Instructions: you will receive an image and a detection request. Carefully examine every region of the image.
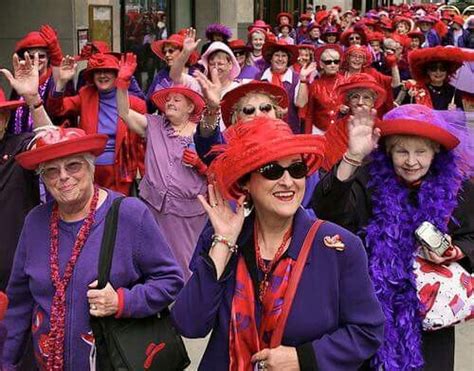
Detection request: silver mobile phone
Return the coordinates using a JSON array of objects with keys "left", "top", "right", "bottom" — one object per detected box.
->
[{"left": 414, "top": 221, "right": 450, "bottom": 257}]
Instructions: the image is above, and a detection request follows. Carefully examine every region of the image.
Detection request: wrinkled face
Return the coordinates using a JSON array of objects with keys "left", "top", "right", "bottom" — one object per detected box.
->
[
  {"left": 298, "top": 48, "right": 312, "bottom": 66},
  {"left": 348, "top": 33, "right": 362, "bottom": 45},
  {"left": 41, "top": 154, "right": 94, "bottom": 208},
  {"left": 309, "top": 27, "right": 321, "bottom": 39},
  {"left": 164, "top": 93, "right": 194, "bottom": 123},
  {"left": 370, "top": 40, "right": 381, "bottom": 52},
  {"left": 427, "top": 63, "right": 448, "bottom": 85},
  {"left": 245, "top": 154, "right": 306, "bottom": 220},
  {"left": 234, "top": 93, "right": 277, "bottom": 124},
  {"left": 25, "top": 48, "right": 49, "bottom": 74},
  {"left": 93, "top": 69, "right": 117, "bottom": 91},
  {"left": 251, "top": 32, "right": 265, "bottom": 51},
  {"left": 410, "top": 37, "right": 421, "bottom": 49},
  {"left": 271, "top": 50, "right": 289, "bottom": 72},
  {"left": 389, "top": 136, "right": 437, "bottom": 183},
  {"left": 326, "top": 34, "right": 337, "bottom": 43},
  {"left": 348, "top": 52, "right": 365, "bottom": 70},
  {"left": 320, "top": 51, "right": 340, "bottom": 75},
  {"left": 419, "top": 22, "right": 432, "bottom": 32},
  {"left": 346, "top": 88, "right": 376, "bottom": 111},
  {"left": 279, "top": 16, "right": 290, "bottom": 25},
  {"left": 162, "top": 43, "right": 181, "bottom": 66},
  {"left": 0, "top": 111, "right": 10, "bottom": 140},
  {"left": 208, "top": 52, "right": 233, "bottom": 81},
  {"left": 396, "top": 22, "right": 409, "bottom": 34}
]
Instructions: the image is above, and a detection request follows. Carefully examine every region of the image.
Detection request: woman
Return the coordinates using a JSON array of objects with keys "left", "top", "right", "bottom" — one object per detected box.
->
[
  {"left": 406, "top": 46, "right": 474, "bottom": 110},
  {"left": 312, "top": 104, "right": 474, "bottom": 370},
  {"left": 171, "top": 116, "right": 385, "bottom": 370},
  {"left": 46, "top": 53, "right": 146, "bottom": 195},
  {"left": 321, "top": 25, "right": 340, "bottom": 44},
  {"left": 407, "top": 31, "right": 425, "bottom": 51},
  {"left": 201, "top": 23, "right": 233, "bottom": 54},
  {"left": 4, "top": 126, "right": 183, "bottom": 370},
  {"left": 292, "top": 45, "right": 315, "bottom": 76},
  {"left": 116, "top": 54, "right": 208, "bottom": 280},
  {"left": 393, "top": 16, "right": 413, "bottom": 36},
  {"left": 300, "top": 23, "right": 324, "bottom": 47},
  {"left": 248, "top": 27, "right": 268, "bottom": 72},
  {"left": 340, "top": 27, "right": 367, "bottom": 47},
  {"left": 228, "top": 39, "right": 260, "bottom": 80}
]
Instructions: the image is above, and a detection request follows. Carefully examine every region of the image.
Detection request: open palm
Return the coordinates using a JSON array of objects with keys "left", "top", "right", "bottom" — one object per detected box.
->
[{"left": 0, "top": 53, "right": 39, "bottom": 97}]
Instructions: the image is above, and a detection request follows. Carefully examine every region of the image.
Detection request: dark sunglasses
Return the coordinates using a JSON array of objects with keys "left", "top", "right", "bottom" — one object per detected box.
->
[
  {"left": 257, "top": 161, "right": 308, "bottom": 180},
  {"left": 427, "top": 64, "right": 447, "bottom": 72},
  {"left": 349, "top": 36, "right": 361, "bottom": 41},
  {"left": 240, "top": 103, "right": 274, "bottom": 116},
  {"left": 321, "top": 59, "right": 340, "bottom": 65}
]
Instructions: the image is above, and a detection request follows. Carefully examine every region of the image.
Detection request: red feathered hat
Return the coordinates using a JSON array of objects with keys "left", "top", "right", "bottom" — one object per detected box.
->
[
  {"left": 208, "top": 117, "right": 326, "bottom": 200},
  {"left": 83, "top": 53, "right": 120, "bottom": 82},
  {"left": 393, "top": 16, "right": 413, "bottom": 31},
  {"left": 15, "top": 31, "right": 48, "bottom": 54},
  {"left": 340, "top": 28, "right": 367, "bottom": 47},
  {"left": 276, "top": 12, "right": 293, "bottom": 25},
  {"left": 408, "top": 46, "right": 474, "bottom": 82},
  {"left": 262, "top": 40, "right": 298, "bottom": 65},
  {"left": 16, "top": 127, "right": 107, "bottom": 170},
  {"left": 150, "top": 86, "right": 205, "bottom": 123},
  {"left": 0, "top": 89, "right": 24, "bottom": 111},
  {"left": 151, "top": 34, "right": 199, "bottom": 65},
  {"left": 336, "top": 73, "right": 387, "bottom": 109},
  {"left": 220, "top": 81, "right": 289, "bottom": 127},
  {"left": 452, "top": 16, "right": 465, "bottom": 28},
  {"left": 0, "top": 291, "right": 8, "bottom": 321}
]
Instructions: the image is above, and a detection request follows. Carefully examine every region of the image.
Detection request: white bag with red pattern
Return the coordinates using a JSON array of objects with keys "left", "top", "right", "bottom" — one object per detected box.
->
[{"left": 414, "top": 256, "right": 474, "bottom": 331}]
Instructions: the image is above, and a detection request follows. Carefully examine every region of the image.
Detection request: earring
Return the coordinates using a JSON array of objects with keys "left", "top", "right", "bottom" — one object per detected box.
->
[{"left": 243, "top": 191, "right": 254, "bottom": 218}]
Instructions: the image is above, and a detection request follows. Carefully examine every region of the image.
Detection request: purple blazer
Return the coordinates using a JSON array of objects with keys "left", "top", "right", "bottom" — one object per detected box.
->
[
  {"left": 3, "top": 191, "right": 184, "bottom": 370},
  {"left": 172, "top": 208, "right": 385, "bottom": 370}
]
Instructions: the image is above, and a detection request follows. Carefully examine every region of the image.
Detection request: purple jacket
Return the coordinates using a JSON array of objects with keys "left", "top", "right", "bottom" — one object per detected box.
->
[
  {"left": 3, "top": 191, "right": 184, "bottom": 370},
  {"left": 172, "top": 208, "right": 385, "bottom": 370}
]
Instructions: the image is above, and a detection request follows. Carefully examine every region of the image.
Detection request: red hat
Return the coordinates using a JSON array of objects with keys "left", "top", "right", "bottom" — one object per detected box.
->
[
  {"left": 278, "top": 24, "right": 294, "bottom": 33},
  {"left": 367, "top": 31, "right": 384, "bottom": 43},
  {"left": 247, "top": 20, "right": 272, "bottom": 33},
  {"left": 228, "top": 39, "right": 250, "bottom": 53},
  {"left": 452, "top": 16, "right": 465, "bottom": 27},
  {"left": 208, "top": 117, "right": 326, "bottom": 200},
  {"left": 315, "top": 11, "right": 330, "bottom": 25},
  {"left": 343, "top": 45, "right": 373, "bottom": 69},
  {"left": 276, "top": 12, "right": 293, "bottom": 25},
  {"left": 307, "top": 22, "right": 322, "bottom": 33},
  {"left": 150, "top": 86, "right": 206, "bottom": 123},
  {"left": 76, "top": 41, "right": 121, "bottom": 62},
  {"left": 314, "top": 44, "right": 343, "bottom": 67},
  {"left": 0, "top": 291, "right": 7, "bottom": 321},
  {"left": 336, "top": 73, "right": 387, "bottom": 109},
  {"left": 393, "top": 16, "right": 413, "bottom": 30},
  {"left": 407, "top": 30, "right": 425, "bottom": 44},
  {"left": 340, "top": 28, "right": 367, "bottom": 46},
  {"left": 262, "top": 40, "right": 298, "bottom": 65},
  {"left": 220, "top": 81, "right": 289, "bottom": 127},
  {"left": 83, "top": 53, "right": 120, "bottom": 82},
  {"left": 416, "top": 16, "right": 436, "bottom": 24},
  {"left": 151, "top": 34, "right": 200, "bottom": 65},
  {"left": 15, "top": 31, "right": 48, "bottom": 54},
  {"left": 0, "top": 89, "right": 24, "bottom": 111},
  {"left": 408, "top": 46, "right": 474, "bottom": 82},
  {"left": 378, "top": 104, "right": 460, "bottom": 150},
  {"left": 378, "top": 18, "right": 394, "bottom": 31},
  {"left": 16, "top": 127, "right": 107, "bottom": 170},
  {"left": 299, "top": 13, "right": 313, "bottom": 22},
  {"left": 321, "top": 26, "right": 340, "bottom": 42}
]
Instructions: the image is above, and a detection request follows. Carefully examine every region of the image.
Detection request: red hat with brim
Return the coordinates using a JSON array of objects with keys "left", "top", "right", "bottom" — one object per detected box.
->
[
  {"left": 220, "top": 81, "right": 289, "bottom": 127},
  {"left": 276, "top": 12, "right": 293, "bottom": 25},
  {"left": 314, "top": 44, "right": 343, "bottom": 67},
  {"left": 377, "top": 119, "right": 459, "bottom": 150},
  {"left": 408, "top": 46, "right": 474, "bottom": 82},
  {"left": 343, "top": 45, "right": 373, "bottom": 69},
  {"left": 340, "top": 28, "right": 367, "bottom": 47},
  {"left": 452, "top": 16, "right": 465, "bottom": 27},
  {"left": 407, "top": 31, "right": 425, "bottom": 44},
  {"left": 262, "top": 41, "right": 298, "bottom": 65},
  {"left": 278, "top": 24, "right": 294, "bottom": 33},
  {"left": 82, "top": 53, "right": 120, "bottom": 83},
  {"left": 208, "top": 117, "right": 327, "bottom": 200},
  {"left": 416, "top": 16, "right": 436, "bottom": 25},
  {"left": 150, "top": 86, "right": 206, "bottom": 123},
  {"left": 367, "top": 31, "right": 384, "bottom": 43},
  {"left": 151, "top": 34, "right": 199, "bottom": 65},
  {"left": 336, "top": 73, "right": 387, "bottom": 109},
  {"left": 15, "top": 31, "right": 48, "bottom": 54},
  {"left": 228, "top": 39, "right": 250, "bottom": 53},
  {"left": 16, "top": 128, "right": 107, "bottom": 170},
  {"left": 247, "top": 20, "right": 272, "bottom": 33},
  {"left": 0, "top": 89, "right": 24, "bottom": 111},
  {"left": 307, "top": 23, "right": 322, "bottom": 33},
  {"left": 299, "top": 13, "right": 313, "bottom": 22}
]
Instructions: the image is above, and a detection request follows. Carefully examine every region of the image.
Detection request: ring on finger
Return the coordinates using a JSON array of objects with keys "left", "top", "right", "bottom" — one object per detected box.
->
[
  {"left": 90, "top": 304, "right": 97, "bottom": 310},
  {"left": 211, "top": 202, "right": 218, "bottom": 208},
  {"left": 258, "top": 360, "right": 267, "bottom": 370}
]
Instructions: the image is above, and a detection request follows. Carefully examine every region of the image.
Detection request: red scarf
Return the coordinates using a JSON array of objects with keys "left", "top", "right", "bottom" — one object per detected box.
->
[{"left": 271, "top": 70, "right": 286, "bottom": 88}]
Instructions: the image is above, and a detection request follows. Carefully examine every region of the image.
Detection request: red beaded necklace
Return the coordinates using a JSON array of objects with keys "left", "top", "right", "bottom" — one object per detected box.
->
[
  {"left": 47, "top": 186, "right": 99, "bottom": 370},
  {"left": 253, "top": 221, "right": 293, "bottom": 302}
]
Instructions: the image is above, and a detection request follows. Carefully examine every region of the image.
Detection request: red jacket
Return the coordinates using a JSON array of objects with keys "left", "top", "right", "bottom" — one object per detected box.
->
[{"left": 47, "top": 86, "right": 147, "bottom": 186}]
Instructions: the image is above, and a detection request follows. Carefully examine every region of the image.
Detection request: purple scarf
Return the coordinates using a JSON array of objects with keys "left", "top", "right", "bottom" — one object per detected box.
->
[{"left": 365, "top": 149, "right": 463, "bottom": 370}]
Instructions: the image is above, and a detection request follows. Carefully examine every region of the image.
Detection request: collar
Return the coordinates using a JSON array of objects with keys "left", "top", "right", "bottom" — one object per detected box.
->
[{"left": 261, "top": 67, "right": 293, "bottom": 83}]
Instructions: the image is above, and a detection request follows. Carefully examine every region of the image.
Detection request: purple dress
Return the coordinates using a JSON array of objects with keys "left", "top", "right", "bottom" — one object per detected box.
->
[{"left": 139, "top": 115, "right": 208, "bottom": 280}]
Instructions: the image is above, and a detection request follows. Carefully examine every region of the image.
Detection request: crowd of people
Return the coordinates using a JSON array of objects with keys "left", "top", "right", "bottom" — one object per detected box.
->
[{"left": 0, "top": 2, "right": 474, "bottom": 371}]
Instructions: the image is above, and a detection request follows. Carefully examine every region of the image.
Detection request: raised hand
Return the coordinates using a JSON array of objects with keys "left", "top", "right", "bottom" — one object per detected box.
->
[
  {"left": 39, "top": 24, "right": 63, "bottom": 66},
  {"left": 0, "top": 53, "right": 39, "bottom": 100},
  {"left": 116, "top": 52, "right": 137, "bottom": 89},
  {"left": 193, "top": 69, "right": 221, "bottom": 109},
  {"left": 346, "top": 107, "right": 380, "bottom": 161},
  {"left": 57, "top": 55, "right": 77, "bottom": 84},
  {"left": 300, "top": 61, "right": 317, "bottom": 80},
  {"left": 182, "top": 28, "right": 201, "bottom": 55}
]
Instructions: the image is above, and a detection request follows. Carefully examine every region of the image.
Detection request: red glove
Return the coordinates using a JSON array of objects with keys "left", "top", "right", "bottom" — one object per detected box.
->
[
  {"left": 385, "top": 53, "right": 398, "bottom": 69},
  {"left": 182, "top": 148, "right": 208, "bottom": 175},
  {"left": 39, "top": 24, "right": 63, "bottom": 66},
  {"left": 116, "top": 52, "right": 137, "bottom": 89},
  {"left": 0, "top": 292, "right": 8, "bottom": 320}
]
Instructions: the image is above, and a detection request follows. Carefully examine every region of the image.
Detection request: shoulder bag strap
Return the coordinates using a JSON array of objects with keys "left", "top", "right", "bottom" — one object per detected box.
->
[
  {"left": 270, "top": 219, "right": 325, "bottom": 348},
  {"left": 97, "top": 197, "right": 125, "bottom": 289}
]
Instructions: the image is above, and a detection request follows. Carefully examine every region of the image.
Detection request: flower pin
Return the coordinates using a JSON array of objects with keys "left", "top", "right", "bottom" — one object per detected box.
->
[{"left": 323, "top": 234, "right": 345, "bottom": 251}]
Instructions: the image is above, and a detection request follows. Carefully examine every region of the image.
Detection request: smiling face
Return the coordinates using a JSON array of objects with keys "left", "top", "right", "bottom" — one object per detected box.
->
[
  {"left": 396, "top": 22, "right": 410, "bottom": 34},
  {"left": 164, "top": 92, "right": 194, "bottom": 124},
  {"left": 93, "top": 69, "right": 117, "bottom": 91},
  {"left": 320, "top": 48, "right": 340, "bottom": 75},
  {"left": 387, "top": 135, "right": 438, "bottom": 183},
  {"left": 245, "top": 154, "right": 306, "bottom": 221},
  {"left": 251, "top": 31, "right": 266, "bottom": 51},
  {"left": 348, "top": 52, "right": 365, "bottom": 71},
  {"left": 346, "top": 88, "right": 376, "bottom": 111},
  {"left": 326, "top": 34, "right": 337, "bottom": 43},
  {"left": 410, "top": 37, "right": 421, "bottom": 49},
  {"left": 233, "top": 93, "right": 278, "bottom": 124},
  {"left": 25, "top": 47, "right": 49, "bottom": 75},
  {"left": 162, "top": 43, "right": 181, "bottom": 66},
  {"left": 309, "top": 27, "right": 321, "bottom": 39},
  {"left": 418, "top": 22, "right": 432, "bottom": 32},
  {"left": 298, "top": 48, "right": 312, "bottom": 66},
  {"left": 271, "top": 50, "right": 289, "bottom": 73}
]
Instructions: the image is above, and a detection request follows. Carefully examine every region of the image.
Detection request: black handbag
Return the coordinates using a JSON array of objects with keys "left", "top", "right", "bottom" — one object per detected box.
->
[{"left": 90, "top": 197, "right": 190, "bottom": 371}]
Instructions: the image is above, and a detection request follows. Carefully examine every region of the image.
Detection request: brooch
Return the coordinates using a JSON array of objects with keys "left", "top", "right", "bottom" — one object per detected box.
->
[{"left": 323, "top": 234, "right": 345, "bottom": 251}]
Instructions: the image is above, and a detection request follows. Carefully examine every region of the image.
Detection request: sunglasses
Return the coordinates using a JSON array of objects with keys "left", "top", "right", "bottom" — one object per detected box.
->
[
  {"left": 427, "top": 64, "right": 447, "bottom": 72},
  {"left": 240, "top": 103, "right": 274, "bottom": 116},
  {"left": 40, "top": 160, "right": 86, "bottom": 181},
  {"left": 257, "top": 161, "right": 308, "bottom": 180},
  {"left": 321, "top": 59, "right": 340, "bottom": 65},
  {"left": 349, "top": 36, "right": 361, "bottom": 41}
]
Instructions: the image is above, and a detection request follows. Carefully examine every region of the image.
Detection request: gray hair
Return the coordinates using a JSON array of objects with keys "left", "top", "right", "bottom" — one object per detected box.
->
[{"left": 36, "top": 153, "right": 96, "bottom": 177}]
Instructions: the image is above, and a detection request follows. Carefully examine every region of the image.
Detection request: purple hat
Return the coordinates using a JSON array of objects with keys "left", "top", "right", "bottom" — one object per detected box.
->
[{"left": 205, "top": 23, "right": 233, "bottom": 40}]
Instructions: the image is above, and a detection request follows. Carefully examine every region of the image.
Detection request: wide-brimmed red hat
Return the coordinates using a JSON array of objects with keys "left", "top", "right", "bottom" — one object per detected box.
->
[
  {"left": 343, "top": 45, "right": 373, "bottom": 69},
  {"left": 228, "top": 39, "right": 250, "bottom": 53},
  {"left": 220, "top": 81, "right": 289, "bottom": 127},
  {"left": 393, "top": 16, "right": 413, "bottom": 30},
  {"left": 0, "top": 89, "right": 24, "bottom": 111},
  {"left": 278, "top": 24, "right": 294, "bottom": 33},
  {"left": 407, "top": 30, "right": 425, "bottom": 44},
  {"left": 452, "top": 16, "right": 465, "bottom": 27},
  {"left": 378, "top": 104, "right": 460, "bottom": 150},
  {"left": 314, "top": 44, "right": 343, "bottom": 67},
  {"left": 15, "top": 31, "right": 48, "bottom": 54},
  {"left": 340, "top": 28, "right": 367, "bottom": 46},
  {"left": 76, "top": 41, "right": 121, "bottom": 62},
  {"left": 276, "top": 12, "right": 293, "bottom": 25},
  {"left": 262, "top": 40, "right": 298, "bottom": 65},
  {"left": 321, "top": 25, "right": 341, "bottom": 40},
  {"left": 408, "top": 46, "right": 474, "bottom": 82},
  {"left": 208, "top": 117, "right": 327, "bottom": 200},
  {"left": 82, "top": 53, "right": 120, "bottom": 82},
  {"left": 151, "top": 34, "right": 199, "bottom": 66},
  {"left": 367, "top": 31, "right": 384, "bottom": 43},
  {"left": 150, "top": 86, "right": 206, "bottom": 123},
  {"left": 416, "top": 16, "right": 436, "bottom": 25},
  {"left": 299, "top": 13, "right": 313, "bottom": 22},
  {"left": 247, "top": 20, "right": 272, "bottom": 33},
  {"left": 336, "top": 73, "right": 387, "bottom": 109},
  {"left": 16, "top": 127, "right": 107, "bottom": 170}
]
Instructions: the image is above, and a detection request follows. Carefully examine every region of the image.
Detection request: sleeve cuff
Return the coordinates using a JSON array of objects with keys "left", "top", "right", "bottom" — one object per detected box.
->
[
  {"left": 200, "top": 252, "right": 235, "bottom": 283},
  {"left": 114, "top": 288, "right": 125, "bottom": 318},
  {"left": 296, "top": 342, "right": 319, "bottom": 371}
]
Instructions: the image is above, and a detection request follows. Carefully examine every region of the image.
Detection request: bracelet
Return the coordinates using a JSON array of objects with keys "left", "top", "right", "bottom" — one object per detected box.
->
[
  {"left": 300, "top": 79, "right": 308, "bottom": 84},
  {"left": 29, "top": 99, "right": 44, "bottom": 110},
  {"left": 211, "top": 234, "right": 238, "bottom": 254},
  {"left": 342, "top": 153, "right": 363, "bottom": 167},
  {"left": 200, "top": 111, "right": 220, "bottom": 132},
  {"left": 204, "top": 105, "right": 221, "bottom": 117}
]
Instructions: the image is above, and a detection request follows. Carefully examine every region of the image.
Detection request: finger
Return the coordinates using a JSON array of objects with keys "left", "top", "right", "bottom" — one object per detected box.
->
[
  {"left": 251, "top": 348, "right": 270, "bottom": 363},
  {"left": 12, "top": 53, "right": 20, "bottom": 71},
  {"left": 197, "top": 194, "right": 213, "bottom": 214},
  {"left": 33, "top": 52, "right": 39, "bottom": 71},
  {"left": 86, "top": 289, "right": 103, "bottom": 298},
  {"left": 207, "top": 183, "right": 218, "bottom": 208},
  {"left": 210, "top": 67, "right": 219, "bottom": 84},
  {"left": 88, "top": 280, "right": 98, "bottom": 288},
  {"left": 0, "top": 69, "right": 14, "bottom": 84},
  {"left": 213, "top": 182, "right": 226, "bottom": 206}
]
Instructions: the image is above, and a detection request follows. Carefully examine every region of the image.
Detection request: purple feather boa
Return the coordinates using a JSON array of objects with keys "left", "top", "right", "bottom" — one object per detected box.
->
[{"left": 365, "top": 148, "right": 463, "bottom": 370}]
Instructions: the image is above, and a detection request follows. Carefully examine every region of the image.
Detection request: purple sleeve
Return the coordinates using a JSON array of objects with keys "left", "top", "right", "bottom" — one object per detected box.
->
[
  {"left": 119, "top": 202, "right": 184, "bottom": 318},
  {"left": 308, "top": 235, "right": 385, "bottom": 369},
  {"left": 3, "top": 224, "right": 35, "bottom": 366},
  {"left": 128, "top": 76, "right": 145, "bottom": 100}
]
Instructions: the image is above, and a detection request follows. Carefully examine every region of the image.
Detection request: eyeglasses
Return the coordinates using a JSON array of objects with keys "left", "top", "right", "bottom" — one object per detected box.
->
[
  {"left": 40, "top": 160, "right": 86, "bottom": 181},
  {"left": 208, "top": 61, "right": 230, "bottom": 68},
  {"left": 349, "top": 36, "right": 361, "bottom": 41},
  {"left": 239, "top": 103, "right": 275, "bottom": 116},
  {"left": 427, "top": 64, "right": 447, "bottom": 72},
  {"left": 163, "top": 48, "right": 178, "bottom": 55},
  {"left": 257, "top": 161, "right": 308, "bottom": 180},
  {"left": 321, "top": 59, "right": 340, "bottom": 65}
]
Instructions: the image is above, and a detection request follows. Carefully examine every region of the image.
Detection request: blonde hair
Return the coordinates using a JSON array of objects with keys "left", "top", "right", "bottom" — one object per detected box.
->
[
  {"left": 320, "top": 48, "right": 340, "bottom": 61},
  {"left": 230, "top": 91, "right": 283, "bottom": 124}
]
